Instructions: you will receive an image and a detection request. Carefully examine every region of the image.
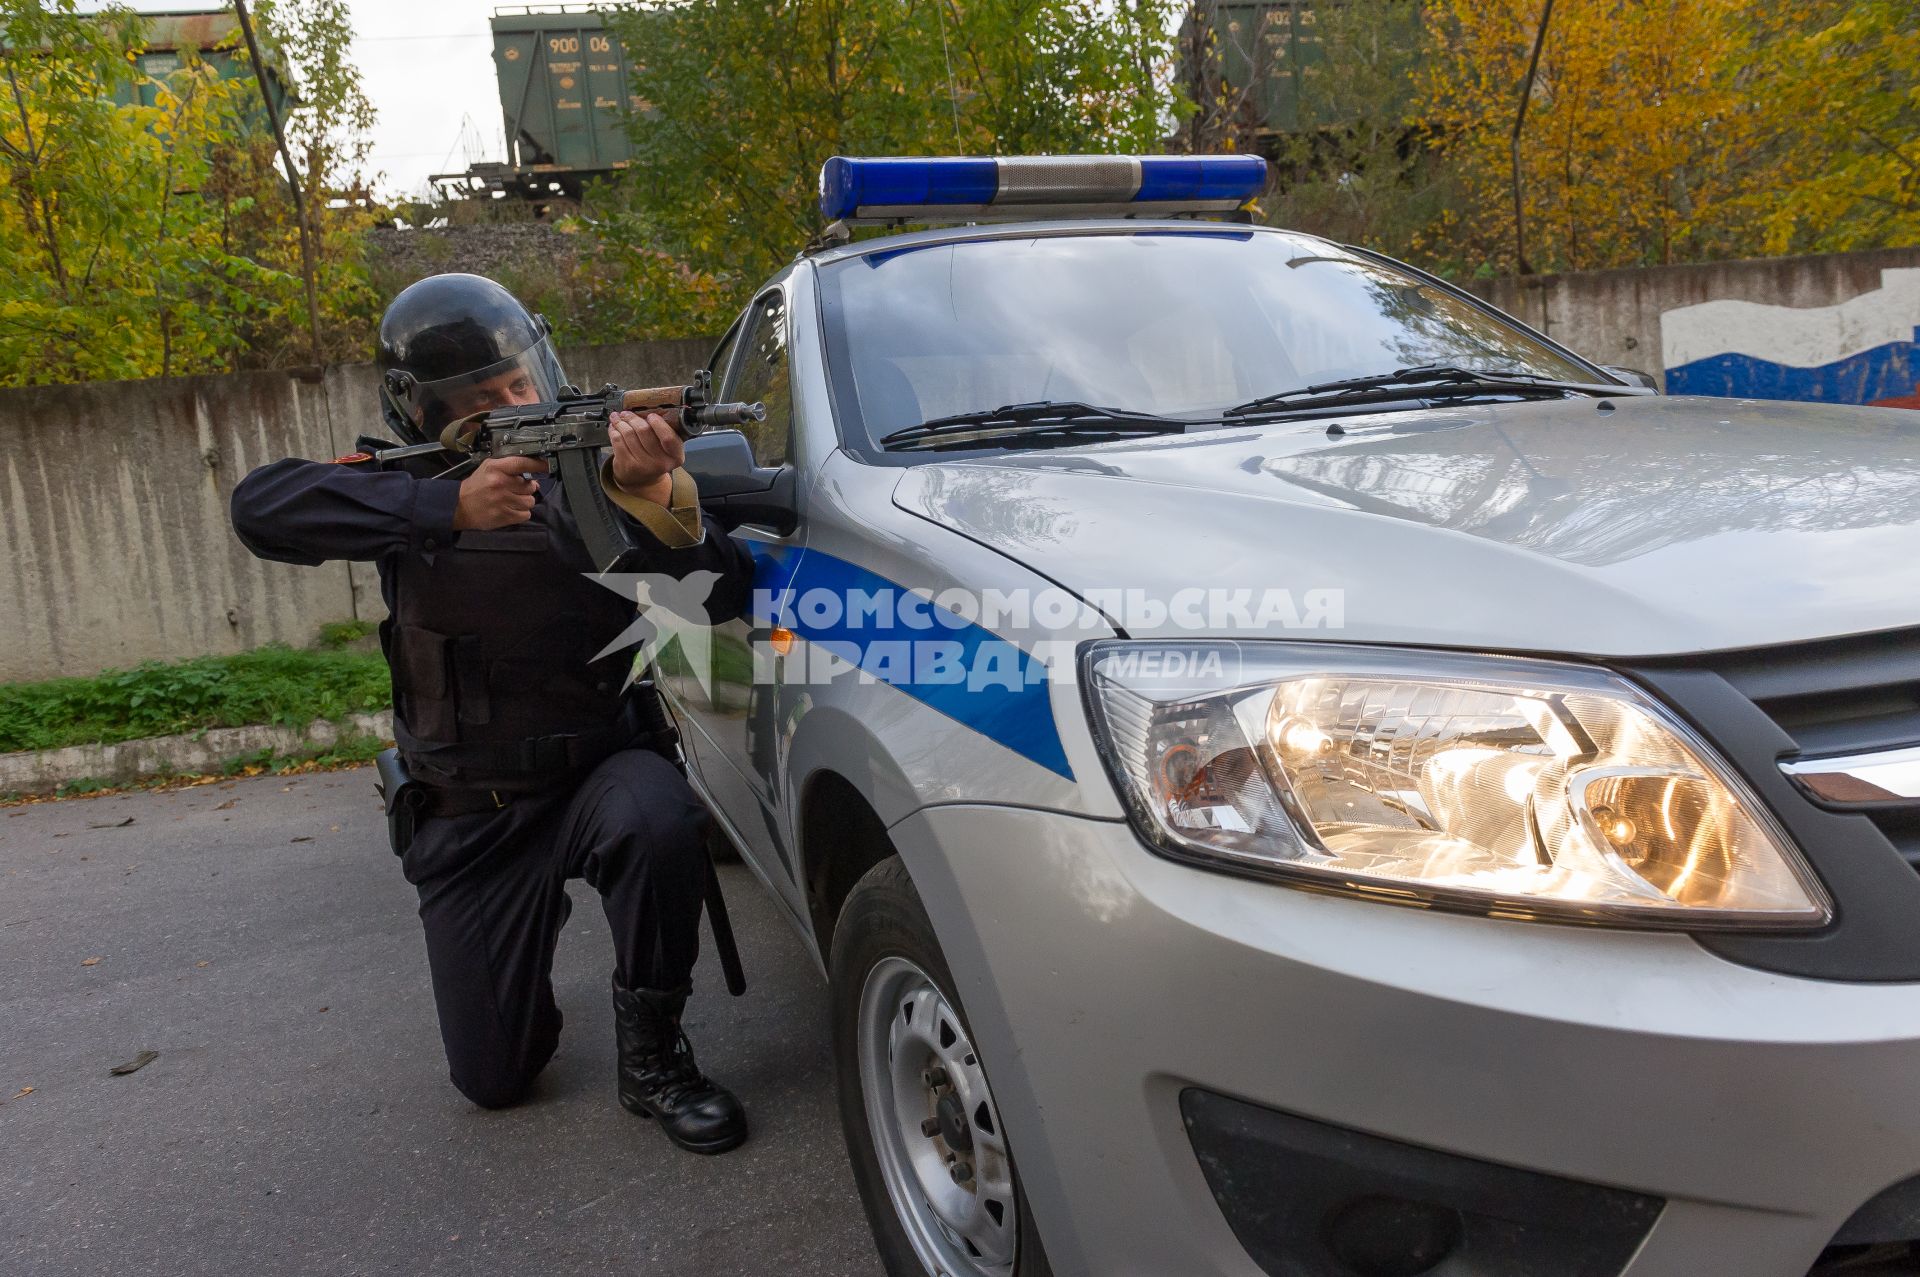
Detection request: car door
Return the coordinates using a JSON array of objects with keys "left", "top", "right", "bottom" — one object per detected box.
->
[{"left": 669, "top": 289, "right": 810, "bottom": 908}]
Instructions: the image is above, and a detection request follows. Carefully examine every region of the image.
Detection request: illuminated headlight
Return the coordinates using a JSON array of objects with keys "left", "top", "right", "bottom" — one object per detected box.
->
[{"left": 1082, "top": 642, "right": 1829, "bottom": 928}]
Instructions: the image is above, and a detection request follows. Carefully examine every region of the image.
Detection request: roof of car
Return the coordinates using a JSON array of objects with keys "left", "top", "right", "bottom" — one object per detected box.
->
[{"left": 800, "top": 217, "right": 1318, "bottom": 268}]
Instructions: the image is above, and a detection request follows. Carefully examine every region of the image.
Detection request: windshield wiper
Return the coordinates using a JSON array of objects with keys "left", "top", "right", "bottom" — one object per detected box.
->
[
  {"left": 880, "top": 401, "right": 1186, "bottom": 452},
  {"left": 1225, "top": 364, "right": 1637, "bottom": 418}
]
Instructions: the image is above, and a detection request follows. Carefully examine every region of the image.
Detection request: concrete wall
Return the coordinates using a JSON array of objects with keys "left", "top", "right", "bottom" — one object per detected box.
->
[
  {"left": 0, "top": 338, "right": 713, "bottom": 683},
  {"left": 1463, "top": 246, "right": 1920, "bottom": 396}
]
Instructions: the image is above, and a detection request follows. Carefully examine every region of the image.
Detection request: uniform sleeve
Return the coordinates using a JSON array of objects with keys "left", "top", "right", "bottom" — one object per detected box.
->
[{"left": 230, "top": 457, "right": 461, "bottom": 565}]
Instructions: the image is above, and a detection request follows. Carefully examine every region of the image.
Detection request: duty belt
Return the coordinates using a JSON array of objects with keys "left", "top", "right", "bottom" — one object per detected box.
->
[
  {"left": 415, "top": 785, "right": 525, "bottom": 818},
  {"left": 393, "top": 725, "right": 636, "bottom": 775}
]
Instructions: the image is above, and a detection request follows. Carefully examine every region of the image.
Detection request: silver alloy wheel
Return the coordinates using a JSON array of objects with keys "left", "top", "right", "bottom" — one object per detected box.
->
[{"left": 858, "top": 956, "right": 1018, "bottom": 1277}]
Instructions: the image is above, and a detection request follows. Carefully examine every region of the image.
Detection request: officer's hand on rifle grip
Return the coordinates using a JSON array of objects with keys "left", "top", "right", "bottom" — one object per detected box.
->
[
  {"left": 454, "top": 456, "right": 549, "bottom": 531},
  {"left": 609, "top": 410, "right": 682, "bottom": 507}
]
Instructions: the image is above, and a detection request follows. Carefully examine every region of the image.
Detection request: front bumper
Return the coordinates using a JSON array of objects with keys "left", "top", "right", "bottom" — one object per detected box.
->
[{"left": 892, "top": 804, "right": 1920, "bottom": 1277}]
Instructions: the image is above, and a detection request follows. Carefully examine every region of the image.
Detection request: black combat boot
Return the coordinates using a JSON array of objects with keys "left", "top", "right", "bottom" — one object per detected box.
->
[{"left": 612, "top": 981, "right": 748, "bottom": 1154}]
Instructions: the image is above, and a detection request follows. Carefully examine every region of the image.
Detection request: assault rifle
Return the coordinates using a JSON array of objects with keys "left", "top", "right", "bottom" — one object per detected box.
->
[{"left": 376, "top": 370, "right": 766, "bottom": 573}]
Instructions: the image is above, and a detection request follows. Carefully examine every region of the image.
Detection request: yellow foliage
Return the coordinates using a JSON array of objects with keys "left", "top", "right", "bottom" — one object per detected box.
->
[{"left": 1417, "top": 0, "right": 1919, "bottom": 275}]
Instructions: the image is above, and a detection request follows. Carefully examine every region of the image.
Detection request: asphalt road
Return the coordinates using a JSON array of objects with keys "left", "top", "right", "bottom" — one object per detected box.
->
[{"left": 0, "top": 767, "right": 884, "bottom": 1277}]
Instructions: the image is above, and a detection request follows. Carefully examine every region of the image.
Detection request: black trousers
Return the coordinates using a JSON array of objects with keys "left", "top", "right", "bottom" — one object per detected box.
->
[{"left": 398, "top": 748, "right": 710, "bottom": 1109}]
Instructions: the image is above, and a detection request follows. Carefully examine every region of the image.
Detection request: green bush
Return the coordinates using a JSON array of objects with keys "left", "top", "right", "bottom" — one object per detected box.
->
[
  {"left": 0, "top": 645, "right": 392, "bottom": 754},
  {"left": 316, "top": 619, "right": 379, "bottom": 649}
]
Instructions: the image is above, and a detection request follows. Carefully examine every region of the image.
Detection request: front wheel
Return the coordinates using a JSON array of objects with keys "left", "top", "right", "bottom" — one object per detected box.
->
[{"left": 830, "top": 857, "right": 1053, "bottom": 1277}]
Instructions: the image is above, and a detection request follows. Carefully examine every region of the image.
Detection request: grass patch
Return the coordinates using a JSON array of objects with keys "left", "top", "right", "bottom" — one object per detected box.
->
[
  {"left": 0, "top": 644, "right": 391, "bottom": 754},
  {"left": 316, "top": 619, "right": 379, "bottom": 650}
]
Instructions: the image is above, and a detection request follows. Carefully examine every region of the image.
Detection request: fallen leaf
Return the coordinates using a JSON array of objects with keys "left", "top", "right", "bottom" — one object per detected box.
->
[
  {"left": 195, "top": 961, "right": 210, "bottom": 969},
  {"left": 213, "top": 800, "right": 236, "bottom": 811},
  {"left": 86, "top": 817, "right": 135, "bottom": 829},
  {"left": 8, "top": 1087, "right": 31, "bottom": 1100},
  {"left": 290, "top": 836, "right": 313, "bottom": 843},
  {"left": 108, "top": 1050, "right": 158, "bottom": 1076},
  {"left": 80, "top": 956, "right": 101, "bottom": 966},
  {"left": 328, "top": 825, "right": 340, "bottom": 833}
]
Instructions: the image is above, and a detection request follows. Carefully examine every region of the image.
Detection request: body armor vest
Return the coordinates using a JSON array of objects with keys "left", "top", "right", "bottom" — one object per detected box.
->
[{"left": 384, "top": 476, "right": 641, "bottom": 792}]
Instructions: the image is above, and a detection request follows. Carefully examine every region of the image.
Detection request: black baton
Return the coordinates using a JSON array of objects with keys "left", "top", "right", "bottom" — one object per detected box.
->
[{"left": 704, "top": 857, "right": 748, "bottom": 997}]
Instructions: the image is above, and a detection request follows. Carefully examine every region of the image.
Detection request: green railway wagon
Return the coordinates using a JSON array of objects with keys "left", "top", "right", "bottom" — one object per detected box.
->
[
  {"left": 1197, "top": 0, "right": 1418, "bottom": 137},
  {"left": 491, "top": 4, "right": 636, "bottom": 177},
  {"left": 1205, "top": 0, "right": 1322, "bottom": 136},
  {"left": 118, "top": 9, "right": 292, "bottom": 120}
]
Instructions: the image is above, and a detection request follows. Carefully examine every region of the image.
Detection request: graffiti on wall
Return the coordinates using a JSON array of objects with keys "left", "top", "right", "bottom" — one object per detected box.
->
[{"left": 1661, "top": 267, "right": 1920, "bottom": 409}]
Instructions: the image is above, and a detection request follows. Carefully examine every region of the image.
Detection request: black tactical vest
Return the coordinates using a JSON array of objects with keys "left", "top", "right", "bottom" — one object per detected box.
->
[{"left": 383, "top": 473, "right": 641, "bottom": 792}]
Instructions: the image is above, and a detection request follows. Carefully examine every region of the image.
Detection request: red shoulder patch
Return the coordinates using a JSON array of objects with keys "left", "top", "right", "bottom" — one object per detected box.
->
[{"left": 329, "top": 452, "right": 373, "bottom": 465}]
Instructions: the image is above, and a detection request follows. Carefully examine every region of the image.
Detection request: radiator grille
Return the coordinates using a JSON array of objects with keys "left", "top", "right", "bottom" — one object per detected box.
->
[{"left": 1662, "top": 628, "right": 1920, "bottom": 871}]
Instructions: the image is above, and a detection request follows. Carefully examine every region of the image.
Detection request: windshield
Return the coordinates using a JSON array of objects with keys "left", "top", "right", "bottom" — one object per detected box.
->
[{"left": 817, "top": 229, "right": 1600, "bottom": 460}]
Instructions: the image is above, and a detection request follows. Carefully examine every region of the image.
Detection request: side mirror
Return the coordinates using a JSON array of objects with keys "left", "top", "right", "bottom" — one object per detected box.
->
[
  {"left": 1602, "top": 366, "right": 1661, "bottom": 392},
  {"left": 683, "top": 429, "right": 799, "bottom": 535}
]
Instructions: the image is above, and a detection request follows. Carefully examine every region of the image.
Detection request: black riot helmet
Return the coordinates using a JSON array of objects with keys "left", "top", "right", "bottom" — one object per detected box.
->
[{"left": 376, "top": 273, "right": 568, "bottom": 445}]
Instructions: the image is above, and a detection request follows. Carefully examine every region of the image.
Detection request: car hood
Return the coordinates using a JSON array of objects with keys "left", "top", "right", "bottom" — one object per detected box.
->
[{"left": 889, "top": 395, "right": 1920, "bottom": 657}]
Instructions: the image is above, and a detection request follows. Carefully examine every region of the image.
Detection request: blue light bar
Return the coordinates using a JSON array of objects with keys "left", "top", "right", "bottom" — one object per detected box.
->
[{"left": 818, "top": 154, "right": 1268, "bottom": 224}]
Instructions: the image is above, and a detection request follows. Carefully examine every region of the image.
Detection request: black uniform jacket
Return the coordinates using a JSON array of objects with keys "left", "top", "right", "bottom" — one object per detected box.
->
[{"left": 229, "top": 439, "right": 756, "bottom": 789}]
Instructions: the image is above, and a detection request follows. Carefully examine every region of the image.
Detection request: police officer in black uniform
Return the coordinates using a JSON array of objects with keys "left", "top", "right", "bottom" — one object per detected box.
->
[{"left": 230, "top": 273, "right": 754, "bottom": 1154}]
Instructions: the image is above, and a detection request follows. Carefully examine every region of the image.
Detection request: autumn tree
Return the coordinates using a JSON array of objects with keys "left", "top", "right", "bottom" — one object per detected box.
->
[
  {"left": 1752, "top": 0, "right": 1920, "bottom": 255},
  {"left": 1417, "top": 0, "right": 1920, "bottom": 276},
  {"left": 0, "top": 0, "right": 379, "bottom": 385}
]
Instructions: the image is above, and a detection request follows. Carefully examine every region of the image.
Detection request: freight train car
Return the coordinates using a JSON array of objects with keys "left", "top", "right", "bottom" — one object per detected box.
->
[
  {"left": 432, "top": 4, "right": 640, "bottom": 204},
  {"left": 1188, "top": 0, "right": 1419, "bottom": 141},
  {"left": 1202, "top": 0, "right": 1325, "bottom": 136},
  {"left": 119, "top": 9, "right": 292, "bottom": 119}
]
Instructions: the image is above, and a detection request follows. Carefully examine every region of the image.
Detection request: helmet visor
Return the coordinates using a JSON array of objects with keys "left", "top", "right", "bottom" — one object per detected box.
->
[{"left": 394, "top": 337, "right": 567, "bottom": 434}]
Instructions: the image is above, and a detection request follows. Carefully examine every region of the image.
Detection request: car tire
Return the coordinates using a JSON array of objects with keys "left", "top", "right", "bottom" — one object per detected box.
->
[{"left": 830, "top": 856, "right": 1053, "bottom": 1277}]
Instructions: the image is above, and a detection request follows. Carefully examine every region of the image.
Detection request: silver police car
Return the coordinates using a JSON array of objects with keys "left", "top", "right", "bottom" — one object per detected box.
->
[{"left": 666, "top": 154, "right": 1920, "bottom": 1277}]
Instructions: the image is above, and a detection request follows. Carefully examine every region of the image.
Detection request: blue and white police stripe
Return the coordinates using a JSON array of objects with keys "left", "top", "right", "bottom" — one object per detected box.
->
[{"left": 747, "top": 544, "right": 1073, "bottom": 780}]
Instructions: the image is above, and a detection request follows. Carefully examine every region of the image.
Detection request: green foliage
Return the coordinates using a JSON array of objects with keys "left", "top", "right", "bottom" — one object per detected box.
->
[
  {"left": 0, "top": 645, "right": 391, "bottom": 753},
  {"left": 315, "top": 618, "right": 377, "bottom": 649},
  {"left": 598, "top": 0, "right": 1184, "bottom": 330},
  {"left": 257, "top": 0, "right": 374, "bottom": 193},
  {"left": 0, "top": 0, "right": 382, "bottom": 385}
]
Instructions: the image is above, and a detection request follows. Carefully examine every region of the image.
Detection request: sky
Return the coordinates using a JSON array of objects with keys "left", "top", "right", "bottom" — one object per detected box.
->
[
  {"left": 339, "top": 0, "right": 512, "bottom": 197},
  {"left": 95, "top": 0, "right": 515, "bottom": 199}
]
